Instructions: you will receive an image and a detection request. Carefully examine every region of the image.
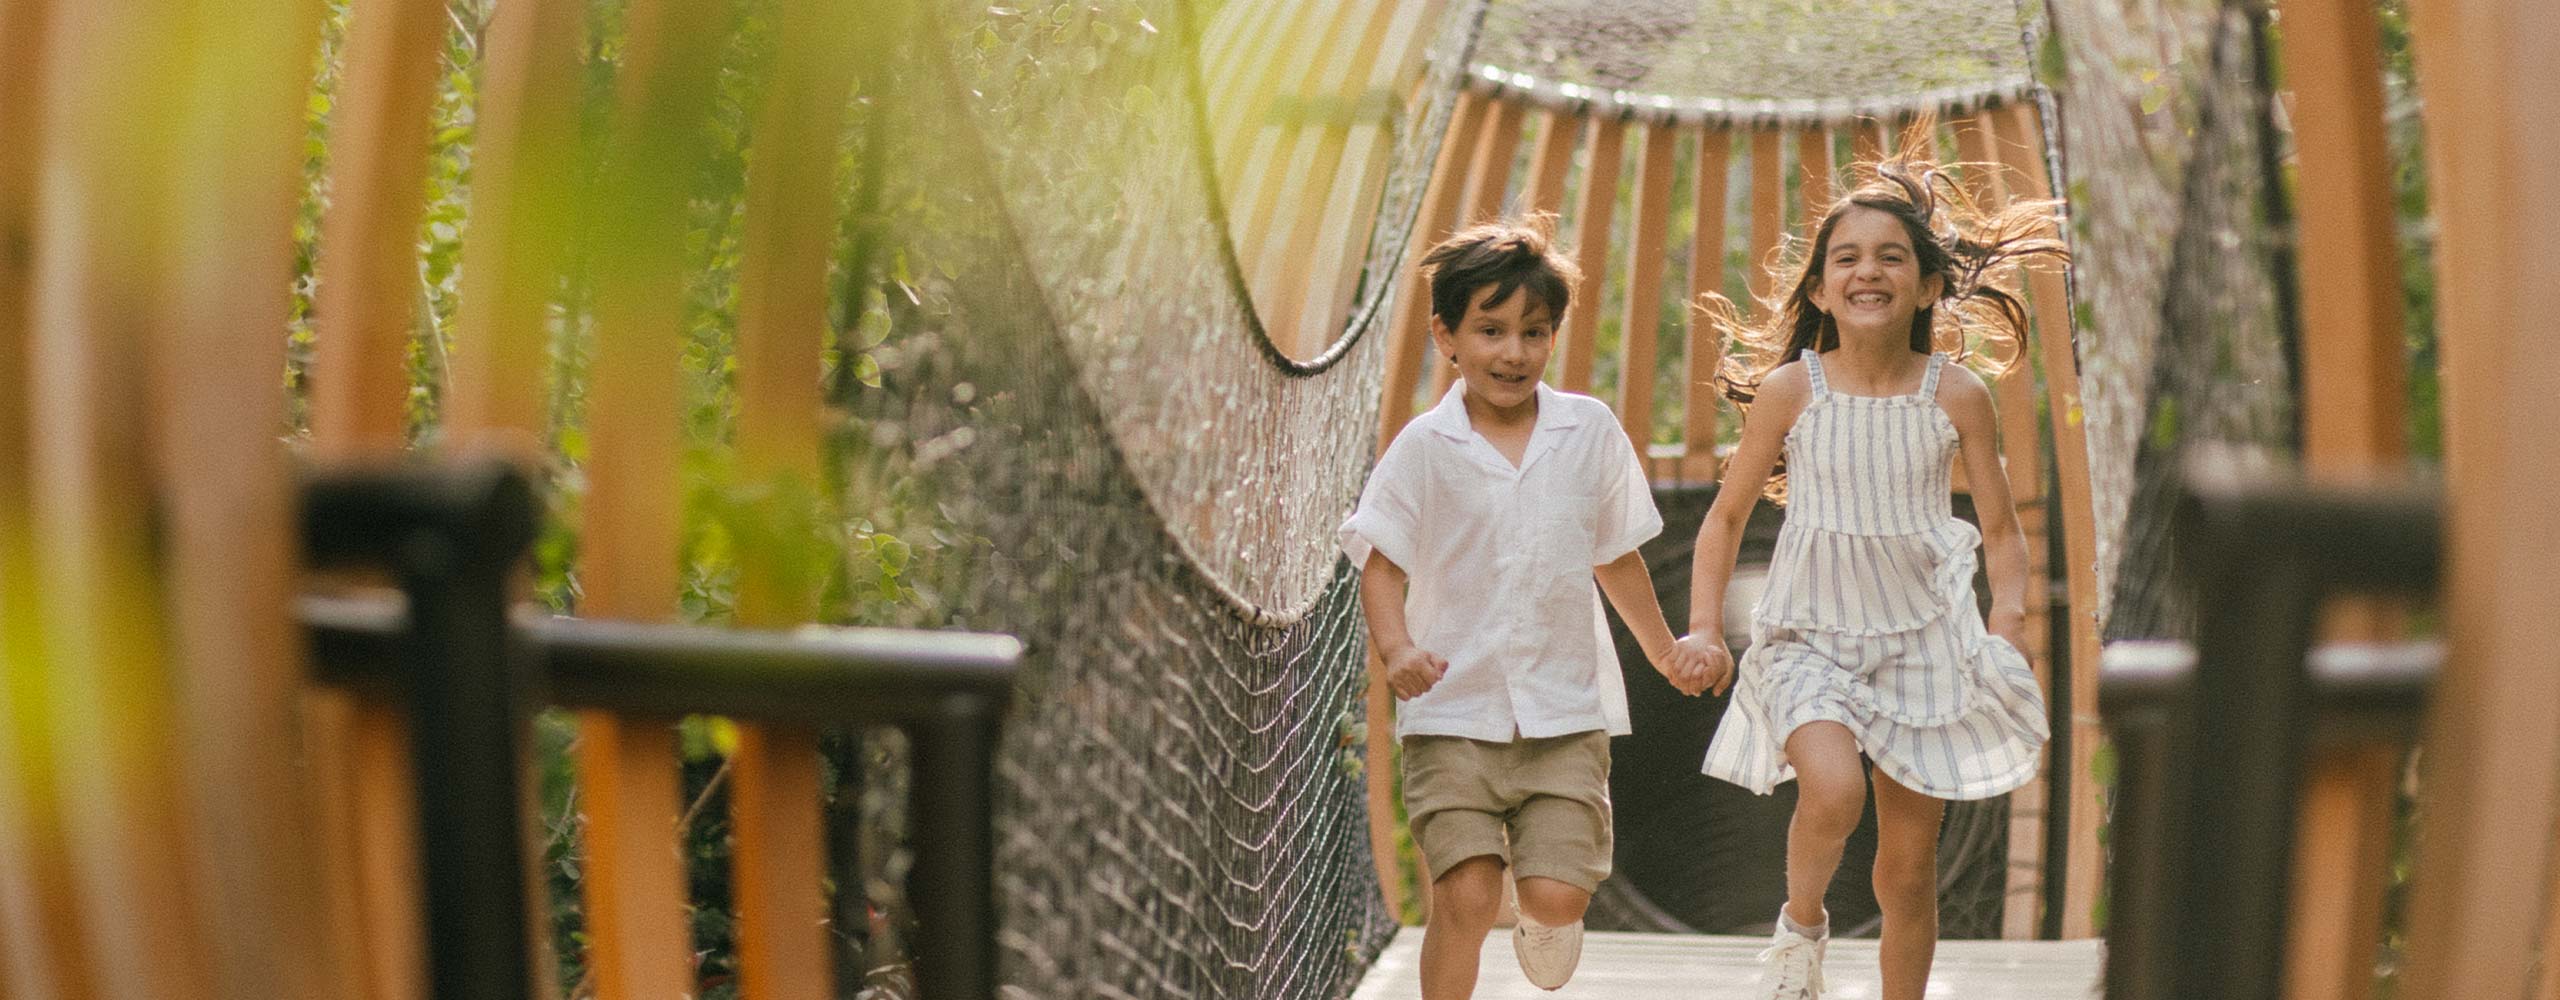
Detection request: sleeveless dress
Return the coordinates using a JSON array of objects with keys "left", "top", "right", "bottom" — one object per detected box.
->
[{"left": 1701, "top": 350, "right": 2049, "bottom": 801}]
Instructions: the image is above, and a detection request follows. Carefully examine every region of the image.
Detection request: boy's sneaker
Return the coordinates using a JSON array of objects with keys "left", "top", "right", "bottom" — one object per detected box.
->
[
  {"left": 1511, "top": 912, "right": 1584, "bottom": 990},
  {"left": 1752, "top": 919, "right": 1826, "bottom": 999}
]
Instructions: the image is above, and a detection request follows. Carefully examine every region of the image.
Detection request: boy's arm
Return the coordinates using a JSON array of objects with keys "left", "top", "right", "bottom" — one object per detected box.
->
[
  {"left": 1360, "top": 550, "right": 1446, "bottom": 699},
  {"left": 1594, "top": 550, "right": 1707, "bottom": 696}
]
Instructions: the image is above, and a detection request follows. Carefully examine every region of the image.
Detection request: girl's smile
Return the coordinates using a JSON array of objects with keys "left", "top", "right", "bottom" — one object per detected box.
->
[{"left": 1812, "top": 205, "right": 1943, "bottom": 338}]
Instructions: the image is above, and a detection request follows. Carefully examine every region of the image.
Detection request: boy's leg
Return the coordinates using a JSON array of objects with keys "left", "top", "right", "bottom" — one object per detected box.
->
[
  {"left": 1422, "top": 854, "right": 1506, "bottom": 1000},
  {"left": 1869, "top": 768, "right": 1946, "bottom": 1000},
  {"left": 1781, "top": 720, "right": 1866, "bottom": 931},
  {"left": 1505, "top": 733, "right": 1610, "bottom": 989},
  {"left": 1403, "top": 735, "right": 1513, "bottom": 1000}
]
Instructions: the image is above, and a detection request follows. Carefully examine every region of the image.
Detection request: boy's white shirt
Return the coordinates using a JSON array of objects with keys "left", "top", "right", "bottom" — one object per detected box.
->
[{"left": 1340, "top": 381, "right": 1663, "bottom": 741}]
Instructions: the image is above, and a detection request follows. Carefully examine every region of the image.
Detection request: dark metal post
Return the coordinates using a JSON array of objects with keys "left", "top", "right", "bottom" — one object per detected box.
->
[
  {"left": 303, "top": 462, "right": 542, "bottom": 1000},
  {"left": 908, "top": 692, "right": 999, "bottom": 1000}
]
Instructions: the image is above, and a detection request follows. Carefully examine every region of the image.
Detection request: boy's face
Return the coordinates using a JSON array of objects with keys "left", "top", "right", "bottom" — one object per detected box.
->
[{"left": 1430, "top": 284, "right": 1555, "bottom": 413}]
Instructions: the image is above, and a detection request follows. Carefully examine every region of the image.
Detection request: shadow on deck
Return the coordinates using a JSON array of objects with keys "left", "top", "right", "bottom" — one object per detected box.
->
[{"left": 1351, "top": 929, "right": 2104, "bottom": 999}]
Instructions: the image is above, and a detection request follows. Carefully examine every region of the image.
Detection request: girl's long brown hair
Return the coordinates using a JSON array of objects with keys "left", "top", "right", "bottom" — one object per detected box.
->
[{"left": 1705, "top": 136, "right": 2071, "bottom": 499}]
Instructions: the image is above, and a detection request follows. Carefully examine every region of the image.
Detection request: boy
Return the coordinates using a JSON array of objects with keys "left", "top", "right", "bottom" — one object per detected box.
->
[{"left": 1341, "top": 222, "right": 1716, "bottom": 997}]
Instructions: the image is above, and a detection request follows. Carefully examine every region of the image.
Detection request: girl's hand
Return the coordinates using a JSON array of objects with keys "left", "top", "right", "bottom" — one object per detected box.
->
[
  {"left": 1384, "top": 646, "right": 1448, "bottom": 700},
  {"left": 1686, "top": 634, "right": 1737, "bottom": 697},
  {"left": 1988, "top": 607, "right": 2029, "bottom": 661},
  {"left": 1667, "top": 634, "right": 1733, "bottom": 697}
]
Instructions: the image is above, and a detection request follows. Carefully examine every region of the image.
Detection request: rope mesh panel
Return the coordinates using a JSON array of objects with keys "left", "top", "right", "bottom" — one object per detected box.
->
[
  {"left": 847, "top": 1, "right": 1485, "bottom": 994},
  {"left": 2041, "top": 0, "right": 2298, "bottom": 640},
  {"left": 1473, "top": 0, "right": 2032, "bottom": 105}
]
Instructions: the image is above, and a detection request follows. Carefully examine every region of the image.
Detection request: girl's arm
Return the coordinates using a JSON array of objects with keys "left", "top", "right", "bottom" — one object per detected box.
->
[
  {"left": 1689, "top": 364, "right": 1807, "bottom": 638},
  {"left": 1680, "top": 363, "right": 1809, "bottom": 694},
  {"left": 1941, "top": 366, "right": 2032, "bottom": 650}
]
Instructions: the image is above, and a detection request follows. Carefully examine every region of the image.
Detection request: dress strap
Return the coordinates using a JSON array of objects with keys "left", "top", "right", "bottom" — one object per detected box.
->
[
  {"left": 1918, "top": 353, "right": 1947, "bottom": 398},
  {"left": 1799, "top": 349, "right": 1830, "bottom": 399}
]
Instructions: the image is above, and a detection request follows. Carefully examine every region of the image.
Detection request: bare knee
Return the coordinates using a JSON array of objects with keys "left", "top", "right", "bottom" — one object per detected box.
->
[
  {"left": 1872, "top": 846, "right": 1937, "bottom": 914},
  {"left": 1793, "top": 780, "right": 1865, "bottom": 842},
  {"left": 1430, "top": 857, "right": 1505, "bottom": 933},
  {"left": 1515, "top": 876, "right": 1589, "bottom": 927}
]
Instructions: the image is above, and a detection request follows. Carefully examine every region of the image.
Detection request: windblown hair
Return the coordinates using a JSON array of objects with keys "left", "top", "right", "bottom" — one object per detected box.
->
[
  {"left": 1419, "top": 218, "right": 1581, "bottom": 334},
  {"left": 1705, "top": 136, "right": 2071, "bottom": 500}
]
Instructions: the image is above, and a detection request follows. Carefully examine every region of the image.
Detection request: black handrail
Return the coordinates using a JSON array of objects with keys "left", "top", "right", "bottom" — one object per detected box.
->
[
  {"left": 2099, "top": 463, "right": 2439, "bottom": 1000},
  {"left": 300, "top": 460, "right": 1022, "bottom": 1000}
]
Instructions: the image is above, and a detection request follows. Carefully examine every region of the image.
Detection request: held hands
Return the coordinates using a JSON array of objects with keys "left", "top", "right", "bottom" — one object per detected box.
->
[
  {"left": 1658, "top": 633, "right": 1736, "bottom": 698},
  {"left": 1383, "top": 645, "right": 1449, "bottom": 700}
]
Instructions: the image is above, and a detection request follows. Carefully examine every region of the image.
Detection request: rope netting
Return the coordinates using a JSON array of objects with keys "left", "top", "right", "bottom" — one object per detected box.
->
[
  {"left": 848, "top": 0, "right": 1482, "bottom": 993},
  {"left": 1468, "top": 0, "right": 2036, "bottom": 124},
  {"left": 2041, "top": 0, "right": 2300, "bottom": 639}
]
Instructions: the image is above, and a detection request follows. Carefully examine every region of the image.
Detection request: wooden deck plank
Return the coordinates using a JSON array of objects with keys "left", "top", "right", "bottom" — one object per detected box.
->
[{"left": 1352, "top": 929, "right": 2103, "bottom": 999}]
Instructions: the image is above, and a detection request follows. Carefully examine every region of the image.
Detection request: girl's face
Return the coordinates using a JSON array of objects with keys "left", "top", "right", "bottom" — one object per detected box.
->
[
  {"left": 1431, "top": 284, "right": 1555, "bottom": 413},
  {"left": 1811, "top": 205, "right": 1943, "bottom": 340}
]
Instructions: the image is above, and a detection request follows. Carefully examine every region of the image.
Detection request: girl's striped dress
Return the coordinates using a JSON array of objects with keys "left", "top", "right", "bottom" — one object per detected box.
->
[{"left": 1701, "top": 350, "right": 2049, "bottom": 801}]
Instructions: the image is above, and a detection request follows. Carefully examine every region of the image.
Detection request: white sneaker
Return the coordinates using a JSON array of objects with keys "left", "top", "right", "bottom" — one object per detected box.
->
[
  {"left": 1752, "top": 920, "right": 1826, "bottom": 999},
  {"left": 1512, "top": 913, "right": 1584, "bottom": 990}
]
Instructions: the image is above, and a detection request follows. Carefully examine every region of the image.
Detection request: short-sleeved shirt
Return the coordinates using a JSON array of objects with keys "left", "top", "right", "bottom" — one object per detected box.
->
[{"left": 1340, "top": 381, "right": 1664, "bottom": 741}]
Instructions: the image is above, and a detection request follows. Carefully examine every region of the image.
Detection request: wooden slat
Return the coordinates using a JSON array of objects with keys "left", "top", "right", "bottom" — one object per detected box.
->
[
  {"left": 578, "top": 2, "right": 732, "bottom": 999},
  {"left": 1377, "top": 87, "right": 1487, "bottom": 448},
  {"left": 2400, "top": 1, "right": 2560, "bottom": 997},
  {"left": 1994, "top": 102, "right": 2105, "bottom": 939},
  {"left": 161, "top": 4, "right": 344, "bottom": 1000},
  {"left": 23, "top": 1, "right": 225, "bottom": 995},
  {"left": 1430, "top": 96, "right": 1530, "bottom": 399},
  {"left": 1250, "top": 0, "right": 1414, "bottom": 355},
  {"left": 1520, "top": 108, "right": 1580, "bottom": 221},
  {"left": 1228, "top": 0, "right": 1361, "bottom": 290},
  {"left": 1678, "top": 127, "right": 1732, "bottom": 482},
  {"left": 1851, "top": 115, "right": 1887, "bottom": 171},
  {"left": 1557, "top": 115, "right": 1622, "bottom": 393},
  {"left": 1951, "top": 113, "right": 2000, "bottom": 211},
  {"left": 1199, "top": 0, "right": 1288, "bottom": 78},
  {"left": 1616, "top": 121, "right": 1676, "bottom": 449},
  {"left": 1746, "top": 130, "right": 1783, "bottom": 310},
  {"left": 300, "top": 7, "right": 457, "bottom": 997},
  {"left": 725, "top": 0, "right": 865, "bottom": 993},
  {"left": 2271, "top": 2, "right": 2409, "bottom": 997},
  {"left": 1796, "top": 127, "right": 1834, "bottom": 225},
  {"left": 0, "top": 1, "right": 95, "bottom": 995},
  {"left": 310, "top": 0, "right": 446, "bottom": 457},
  {"left": 1296, "top": 0, "right": 1445, "bottom": 359},
  {"left": 1455, "top": 96, "right": 1527, "bottom": 230},
  {"left": 1432, "top": 98, "right": 1527, "bottom": 399},
  {"left": 446, "top": 0, "right": 587, "bottom": 449},
  {"left": 1954, "top": 117, "right": 2056, "bottom": 940},
  {"left": 1213, "top": 0, "right": 1346, "bottom": 200}
]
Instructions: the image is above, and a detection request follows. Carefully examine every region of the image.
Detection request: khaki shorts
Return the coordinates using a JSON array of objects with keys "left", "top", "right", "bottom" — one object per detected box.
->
[{"left": 1401, "top": 731, "right": 1613, "bottom": 892}]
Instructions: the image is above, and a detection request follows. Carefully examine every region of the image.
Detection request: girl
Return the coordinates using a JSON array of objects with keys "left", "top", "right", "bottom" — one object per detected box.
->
[{"left": 1678, "top": 156, "right": 2065, "bottom": 1000}]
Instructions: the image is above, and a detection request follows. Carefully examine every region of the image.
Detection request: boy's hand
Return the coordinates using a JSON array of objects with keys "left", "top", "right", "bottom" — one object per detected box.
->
[
  {"left": 1672, "top": 633, "right": 1735, "bottom": 697},
  {"left": 1384, "top": 646, "right": 1449, "bottom": 700}
]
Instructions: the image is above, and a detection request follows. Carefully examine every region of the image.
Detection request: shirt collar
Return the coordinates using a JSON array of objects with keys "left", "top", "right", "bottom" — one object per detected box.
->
[{"left": 1419, "top": 381, "right": 1581, "bottom": 441}]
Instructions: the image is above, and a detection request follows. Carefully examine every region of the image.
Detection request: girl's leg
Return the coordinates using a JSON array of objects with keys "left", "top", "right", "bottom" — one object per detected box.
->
[
  {"left": 1869, "top": 768, "right": 1947, "bottom": 1000},
  {"left": 1420, "top": 855, "right": 1505, "bottom": 999},
  {"left": 1781, "top": 721, "right": 1868, "bottom": 929}
]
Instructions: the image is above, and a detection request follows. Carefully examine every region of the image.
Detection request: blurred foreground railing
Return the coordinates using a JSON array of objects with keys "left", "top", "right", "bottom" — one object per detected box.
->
[
  {"left": 300, "top": 461, "right": 1020, "bottom": 1000},
  {"left": 2100, "top": 466, "right": 2439, "bottom": 1000}
]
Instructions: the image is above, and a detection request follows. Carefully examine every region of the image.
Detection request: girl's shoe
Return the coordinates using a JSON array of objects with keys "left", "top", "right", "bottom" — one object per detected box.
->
[
  {"left": 1511, "top": 913, "right": 1584, "bottom": 990},
  {"left": 1752, "top": 919, "right": 1826, "bottom": 999}
]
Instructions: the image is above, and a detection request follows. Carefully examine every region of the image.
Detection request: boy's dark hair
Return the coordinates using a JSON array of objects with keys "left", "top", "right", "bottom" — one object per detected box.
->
[{"left": 1419, "top": 221, "right": 1580, "bottom": 333}]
